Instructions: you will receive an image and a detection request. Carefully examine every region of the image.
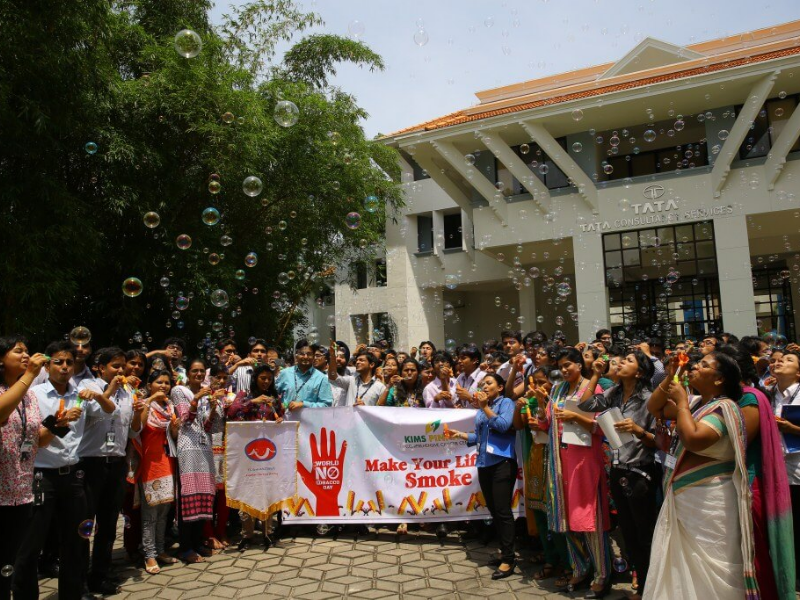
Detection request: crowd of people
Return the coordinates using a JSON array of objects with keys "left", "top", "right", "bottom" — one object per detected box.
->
[{"left": 1, "top": 327, "right": 800, "bottom": 599}]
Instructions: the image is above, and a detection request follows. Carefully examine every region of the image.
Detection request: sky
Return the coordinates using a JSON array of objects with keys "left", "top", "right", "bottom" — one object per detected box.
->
[{"left": 210, "top": 0, "right": 800, "bottom": 139}]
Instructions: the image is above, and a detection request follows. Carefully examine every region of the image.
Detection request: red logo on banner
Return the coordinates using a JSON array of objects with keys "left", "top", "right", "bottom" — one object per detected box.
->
[
  {"left": 297, "top": 427, "right": 348, "bottom": 517},
  {"left": 245, "top": 438, "right": 277, "bottom": 461}
]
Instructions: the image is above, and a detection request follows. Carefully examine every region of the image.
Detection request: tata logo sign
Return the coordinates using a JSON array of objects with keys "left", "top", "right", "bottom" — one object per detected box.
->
[
  {"left": 643, "top": 185, "right": 665, "bottom": 200},
  {"left": 245, "top": 438, "right": 277, "bottom": 461}
]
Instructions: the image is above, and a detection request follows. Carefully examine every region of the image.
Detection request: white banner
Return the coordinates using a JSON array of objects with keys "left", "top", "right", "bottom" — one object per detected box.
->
[
  {"left": 225, "top": 421, "right": 298, "bottom": 520},
  {"left": 282, "top": 407, "right": 524, "bottom": 524}
]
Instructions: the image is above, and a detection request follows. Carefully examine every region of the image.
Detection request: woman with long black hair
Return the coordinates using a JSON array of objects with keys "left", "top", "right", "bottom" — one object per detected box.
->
[{"left": 580, "top": 350, "right": 656, "bottom": 599}]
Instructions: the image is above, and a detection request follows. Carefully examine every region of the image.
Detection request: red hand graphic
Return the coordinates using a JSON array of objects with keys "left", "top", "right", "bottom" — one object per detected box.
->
[{"left": 297, "top": 427, "right": 347, "bottom": 517}]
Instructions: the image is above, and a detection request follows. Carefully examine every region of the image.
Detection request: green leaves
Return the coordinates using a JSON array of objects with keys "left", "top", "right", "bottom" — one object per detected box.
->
[{"left": 0, "top": 0, "right": 401, "bottom": 348}]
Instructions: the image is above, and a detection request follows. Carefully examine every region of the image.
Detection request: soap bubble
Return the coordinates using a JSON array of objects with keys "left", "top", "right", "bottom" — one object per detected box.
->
[
  {"left": 274, "top": 100, "right": 299, "bottom": 128},
  {"left": 69, "top": 326, "right": 92, "bottom": 347},
  {"left": 619, "top": 199, "right": 630, "bottom": 211},
  {"left": 613, "top": 557, "right": 628, "bottom": 573},
  {"left": 174, "top": 29, "right": 202, "bottom": 58},
  {"left": 242, "top": 176, "right": 263, "bottom": 197},
  {"left": 666, "top": 270, "right": 680, "bottom": 284},
  {"left": 1, "top": 565, "right": 13, "bottom": 578},
  {"left": 122, "top": 278, "right": 143, "bottom": 298},
  {"left": 413, "top": 29, "right": 429, "bottom": 46},
  {"left": 718, "top": 129, "right": 729, "bottom": 141},
  {"left": 220, "top": 234, "right": 233, "bottom": 247},
  {"left": 345, "top": 212, "right": 362, "bottom": 230},
  {"left": 348, "top": 20, "right": 365, "bottom": 38},
  {"left": 235, "top": 269, "right": 246, "bottom": 281},
  {"left": 674, "top": 119, "right": 685, "bottom": 131},
  {"left": 445, "top": 274, "right": 459, "bottom": 290},
  {"left": 176, "top": 234, "right": 192, "bottom": 250},
  {"left": 571, "top": 109, "right": 584, "bottom": 121},
  {"left": 221, "top": 111, "right": 234, "bottom": 124},
  {"left": 328, "top": 131, "right": 341, "bottom": 145},
  {"left": 643, "top": 130, "right": 657, "bottom": 143},
  {"left": 364, "top": 195, "right": 380, "bottom": 213},
  {"left": 278, "top": 220, "right": 288, "bottom": 231},
  {"left": 520, "top": 143, "right": 530, "bottom": 155},
  {"left": 539, "top": 164, "right": 549, "bottom": 175},
  {"left": 603, "top": 164, "right": 614, "bottom": 175},
  {"left": 210, "top": 289, "right": 229, "bottom": 308},
  {"left": 143, "top": 211, "right": 160, "bottom": 228},
  {"left": 464, "top": 153, "right": 476, "bottom": 165},
  {"left": 207, "top": 252, "right": 220, "bottom": 266},
  {"left": 159, "top": 277, "right": 170, "bottom": 288},
  {"left": 572, "top": 141, "right": 583, "bottom": 153},
  {"left": 84, "top": 142, "right": 98, "bottom": 155},
  {"left": 556, "top": 282, "right": 572, "bottom": 297},
  {"left": 244, "top": 252, "right": 258, "bottom": 267},
  {"left": 78, "top": 519, "right": 95, "bottom": 539},
  {"left": 175, "top": 296, "right": 189, "bottom": 310},
  {"left": 202, "top": 207, "right": 220, "bottom": 226},
  {"left": 208, "top": 180, "right": 221, "bottom": 194}
]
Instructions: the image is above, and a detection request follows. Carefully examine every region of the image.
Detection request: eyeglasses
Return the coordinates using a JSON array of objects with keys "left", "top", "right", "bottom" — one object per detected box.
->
[
  {"left": 699, "top": 340, "right": 716, "bottom": 347},
  {"left": 51, "top": 359, "right": 75, "bottom": 366}
]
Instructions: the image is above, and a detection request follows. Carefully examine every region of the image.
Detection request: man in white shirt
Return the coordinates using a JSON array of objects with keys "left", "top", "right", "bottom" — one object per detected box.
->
[
  {"left": 496, "top": 331, "right": 531, "bottom": 389},
  {"left": 455, "top": 346, "right": 486, "bottom": 408},
  {"left": 14, "top": 341, "right": 111, "bottom": 600},
  {"left": 423, "top": 352, "right": 459, "bottom": 408},
  {"left": 328, "top": 346, "right": 386, "bottom": 406},
  {"left": 229, "top": 338, "right": 269, "bottom": 393}
]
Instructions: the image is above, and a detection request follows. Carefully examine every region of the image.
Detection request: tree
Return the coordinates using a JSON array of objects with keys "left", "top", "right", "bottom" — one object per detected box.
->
[{"left": 0, "top": 0, "right": 402, "bottom": 351}]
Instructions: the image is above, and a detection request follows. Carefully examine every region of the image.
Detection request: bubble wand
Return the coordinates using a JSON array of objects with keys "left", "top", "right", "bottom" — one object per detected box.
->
[{"left": 673, "top": 352, "right": 689, "bottom": 383}]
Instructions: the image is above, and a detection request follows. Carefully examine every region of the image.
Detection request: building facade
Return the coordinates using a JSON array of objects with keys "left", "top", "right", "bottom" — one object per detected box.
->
[{"left": 332, "top": 21, "right": 800, "bottom": 351}]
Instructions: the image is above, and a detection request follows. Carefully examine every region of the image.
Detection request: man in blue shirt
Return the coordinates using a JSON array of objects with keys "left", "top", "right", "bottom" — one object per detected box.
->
[{"left": 277, "top": 340, "right": 333, "bottom": 411}]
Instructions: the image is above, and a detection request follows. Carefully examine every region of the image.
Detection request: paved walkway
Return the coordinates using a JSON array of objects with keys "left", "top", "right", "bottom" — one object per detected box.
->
[{"left": 39, "top": 527, "right": 637, "bottom": 599}]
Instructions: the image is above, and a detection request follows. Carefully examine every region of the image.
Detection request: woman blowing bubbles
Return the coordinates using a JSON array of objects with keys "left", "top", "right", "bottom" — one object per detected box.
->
[
  {"left": 646, "top": 351, "right": 757, "bottom": 599},
  {"left": 446, "top": 374, "right": 517, "bottom": 580}
]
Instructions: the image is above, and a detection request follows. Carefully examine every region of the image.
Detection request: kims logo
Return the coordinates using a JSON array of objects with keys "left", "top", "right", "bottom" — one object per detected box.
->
[{"left": 245, "top": 438, "right": 277, "bottom": 461}]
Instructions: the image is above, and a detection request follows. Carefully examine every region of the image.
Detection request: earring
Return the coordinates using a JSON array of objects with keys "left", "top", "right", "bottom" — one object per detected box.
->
[{"left": 714, "top": 380, "right": 723, "bottom": 386}]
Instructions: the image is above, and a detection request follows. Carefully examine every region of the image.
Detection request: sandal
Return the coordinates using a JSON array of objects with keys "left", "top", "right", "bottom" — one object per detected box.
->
[
  {"left": 144, "top": 559, "right": 161, "bottom": 575},
  {"left": 157, "top": 554, "right": 178, "bottom": 565},
  {"left": 554, "top": 571, "right": 575, "bottom": 589},
  {"left": 205, "top": 537, "right": 225, "bottom": 550},
  {"left": 533, "top": 564, "right": 558, "bottom": 581},
  {"left": 178, "top": 550, "right": 205, "bottom": 564},
  {"left": 396, "top": 524, "right": 408, "bottom": 535}
]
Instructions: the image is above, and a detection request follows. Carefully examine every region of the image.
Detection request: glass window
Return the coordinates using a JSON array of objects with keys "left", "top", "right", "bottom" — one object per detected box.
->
[
  {"left": 443, "top": 212, "right": 463, "bottom": 250},
  {"left": 604, "top": 234, "right": 621, "bottom": 251},
  {"left": 354, "top": 262, "right": 368, "bottom": 290},
  {"left": 375, "top": 260, "right": 387, "bottom": 287},
  {"left": 603, "top": 221, "right": 721, "bottom": 341},
  {"left": 417, "top": 215, "right": 433, "bottom": 253}
]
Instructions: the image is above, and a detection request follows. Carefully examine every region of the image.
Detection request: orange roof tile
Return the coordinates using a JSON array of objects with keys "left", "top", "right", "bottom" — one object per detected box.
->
[{"left": 385, "top": 44, "right": 800, "bottom": 139}]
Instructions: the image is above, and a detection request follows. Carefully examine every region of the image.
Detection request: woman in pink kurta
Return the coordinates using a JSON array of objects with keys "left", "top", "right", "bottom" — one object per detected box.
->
[{"left": 535, "top": 347, "right": 611, "bottom": 596}]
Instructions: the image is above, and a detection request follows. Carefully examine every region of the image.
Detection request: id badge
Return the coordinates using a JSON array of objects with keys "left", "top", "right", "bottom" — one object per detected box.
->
[
  {"left": 105, "top": 431, "right": 116, "bottom": 446},
  {"left": 664, "top": 454, "right": 677, "bottom": 469},
  {"left": 34, "top": 490, "right": 44, "bottom": 506},
  {"left": 20, "top": 440, "right": 33, "bottom": 454}
]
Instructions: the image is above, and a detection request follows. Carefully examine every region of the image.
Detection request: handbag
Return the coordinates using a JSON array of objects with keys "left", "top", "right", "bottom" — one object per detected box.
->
[{"left": 654, "top": 415, "right": 672, "bottom": 453}]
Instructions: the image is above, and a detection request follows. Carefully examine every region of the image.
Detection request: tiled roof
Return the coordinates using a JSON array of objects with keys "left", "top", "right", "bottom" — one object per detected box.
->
[{"left": 385, "top": 45, "right": 800, "bottom": 139}]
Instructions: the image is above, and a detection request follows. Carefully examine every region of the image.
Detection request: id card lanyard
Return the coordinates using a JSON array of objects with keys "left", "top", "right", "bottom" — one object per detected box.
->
[
  {"left": 106, "top": 387, "right": 122, "bottom": 448},
  {"left": 17, "top": 398, "right": 33, "bottom": 458},
  {"left": 356, "top": 378, "right": 375, "bottom": 404}
]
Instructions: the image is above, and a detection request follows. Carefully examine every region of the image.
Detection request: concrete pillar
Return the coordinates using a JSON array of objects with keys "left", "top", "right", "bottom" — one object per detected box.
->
[
  {"left": 518, "top": 285, "right": 537, "bottom": 332},
  {"left": 714, "top": 216, "right": 757, "bottom": 336},
  {"left": 573, "top": 233, "right": 610, "bottom": 341}
]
